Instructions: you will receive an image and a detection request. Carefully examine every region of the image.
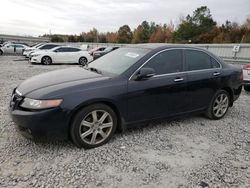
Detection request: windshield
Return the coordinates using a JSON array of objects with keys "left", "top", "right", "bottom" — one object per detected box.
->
[{"left": 88, "top": 47, "right": 150, "bottom": 76}]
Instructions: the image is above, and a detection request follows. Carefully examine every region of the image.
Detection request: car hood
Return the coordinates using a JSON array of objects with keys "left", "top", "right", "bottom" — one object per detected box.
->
[{"left": 17, "top": 67, "right": 107, "bottom": 96}]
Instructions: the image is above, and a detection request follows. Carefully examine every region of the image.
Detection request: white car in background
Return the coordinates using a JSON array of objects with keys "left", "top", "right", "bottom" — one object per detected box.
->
[
  {"left": 243, "top": 65, "right": 250, "bottom": 91},
  {"left": 29, "top": 46, "right": 93, "bottom": 65},
  {"left": 0, "top": 43, "right": 28, "bottom": 55},
  {"left": 23, "top": 43, "right": 45, "bottom": 57},
  {"left": 25, "top": 43, "right": 61, "bottom": 58}
]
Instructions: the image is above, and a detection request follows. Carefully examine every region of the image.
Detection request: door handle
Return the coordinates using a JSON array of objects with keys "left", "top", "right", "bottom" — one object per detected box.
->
[
  {"left": 174, "top": 78, "right": 184, "bottom": 82},
  {"left": 213, "top": 72, "right": 221, "bottom": 76}
]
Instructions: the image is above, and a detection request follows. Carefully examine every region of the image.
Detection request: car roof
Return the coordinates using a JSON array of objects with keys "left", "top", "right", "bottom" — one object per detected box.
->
[{"left": 127, "top": 43, "right": 205, "bottom": 51}]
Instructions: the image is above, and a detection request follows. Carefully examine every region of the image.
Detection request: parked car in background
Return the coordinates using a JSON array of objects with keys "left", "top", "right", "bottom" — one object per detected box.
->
[
  {"left": 93, "top": 46, "right": 119, "bottom": 60},
  {"left": 25, "top": 43, "right": 61, "bottom": 58},
  {"left": 89, "top": 46, "right": 106, "bottom": 56},
  {"left": 243, "top": 65, "right": 250, "bottom": 91},
  {"left": 0, "top": 43, "right": 28, "bottom": 55},
  {"left": 10, "top": 45, "right": 242, "bottom": 148},
  {"left": 29, "top": 46, "right": 93, "bottom": 65},
  {"left": 23, "top": 43, "right": 45, "bottom": 57}
]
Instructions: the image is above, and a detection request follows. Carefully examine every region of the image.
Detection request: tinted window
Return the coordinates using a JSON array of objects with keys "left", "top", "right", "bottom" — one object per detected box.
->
[
  {"left": 186, "top": 50, "right": 212, "bottom": 71},
  {"left": 70, "top": 48, "right": 81, "bottom": 52},
  {"left": 144, "top": 49, "right": 183, "bottom": 75},
  {"left": 211, "top": 58, "right": 220, "bottom": 68},
  {"left": 15, "top": 45, "right": 24, "bottom": 48},
  {"left": 40, "top": 44, "right": 59, "bottom": 50}
]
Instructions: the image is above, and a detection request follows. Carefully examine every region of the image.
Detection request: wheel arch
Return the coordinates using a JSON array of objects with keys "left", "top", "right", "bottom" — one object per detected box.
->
[
  {"left": 221, "top": 87, "right": 234, "bottom": 106},
  {"left": 42, "top": 55, "right": 52, "bottom": 64},
  {"left": 67, "top": 99, "right": 125, "bottom": 139}
]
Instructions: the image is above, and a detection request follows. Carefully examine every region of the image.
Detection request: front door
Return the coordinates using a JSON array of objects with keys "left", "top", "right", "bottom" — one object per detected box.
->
[{"left": 127, "top": 49, "right": 188, "bottom": 123}]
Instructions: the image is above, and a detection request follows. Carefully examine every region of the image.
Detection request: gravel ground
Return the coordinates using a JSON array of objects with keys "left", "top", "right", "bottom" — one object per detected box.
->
[{"left": 0, "top": 56, "right": 249, "bottom": 188}]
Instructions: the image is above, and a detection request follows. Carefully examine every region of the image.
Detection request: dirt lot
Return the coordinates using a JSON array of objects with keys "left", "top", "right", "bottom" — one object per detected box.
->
[{"left": 0, "top": 56, "right": 250, "bottom": 188}]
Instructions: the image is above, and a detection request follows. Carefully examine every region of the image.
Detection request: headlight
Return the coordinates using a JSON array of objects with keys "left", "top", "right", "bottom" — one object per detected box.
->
[
  {"left": 31, "top": 54, "right": 40, "bottom": 57},
  {"left": 20, "top": 98, "right": 63, "bottom": 110}
]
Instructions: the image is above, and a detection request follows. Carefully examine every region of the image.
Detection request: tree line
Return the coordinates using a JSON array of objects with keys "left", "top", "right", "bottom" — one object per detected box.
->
[{"left": 43, "top": 6, "right": 250, "bottom": 44}]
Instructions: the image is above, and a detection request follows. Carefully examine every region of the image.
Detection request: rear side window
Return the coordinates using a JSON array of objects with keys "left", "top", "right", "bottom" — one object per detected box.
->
[
  {"left": 144, "top": 49, "right": 183, "bottom": 75},
  {"left": 185, "top": 50, "right": 212, "bottom": 71}
]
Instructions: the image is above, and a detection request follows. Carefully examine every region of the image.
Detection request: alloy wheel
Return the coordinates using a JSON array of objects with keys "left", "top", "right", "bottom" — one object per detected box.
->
[
  {"left": 213, "top": 93, "right": 229, "bottom": 118},
  {"left": 79, "top": 57, "right": 87, "bottom": 66},
  {"left": 79, "top": 110, "right": 113, "bottom": 145},
  {"left": 43, "top": 57, "right": 51, "bottom": 65}
]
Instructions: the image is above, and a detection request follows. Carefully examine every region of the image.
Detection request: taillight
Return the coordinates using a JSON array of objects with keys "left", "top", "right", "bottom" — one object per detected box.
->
[
  {"left": 243, "top": 65, "right": 250, "bottom": 70},
  {"left": 240, "top": 71, "right": 243, "bottom": 80}
]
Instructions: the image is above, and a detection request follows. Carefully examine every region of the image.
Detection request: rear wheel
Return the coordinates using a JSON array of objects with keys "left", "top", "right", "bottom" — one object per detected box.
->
[
  {"left": 79, "top": 57, "right": 88, "bottom": 66},
  {"left": 41, "top": 56, "right": 52, "bottom": 65},
  {"left": 70, "top": 103, "right": 117, "bottom": 149},
  {"left": 206, "top": 90, "right": 230, "bottom": 120},
  {"left": 244, "top": 85, "right": 250, "bottom": 91},
  {"left": 0, "top": 50, "right": 3, "bottom": 55}
]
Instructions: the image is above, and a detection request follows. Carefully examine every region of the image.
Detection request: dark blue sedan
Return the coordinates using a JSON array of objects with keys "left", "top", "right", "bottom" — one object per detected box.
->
[{"left": 10, "top": 44, "right": 243, "bottom": 148}]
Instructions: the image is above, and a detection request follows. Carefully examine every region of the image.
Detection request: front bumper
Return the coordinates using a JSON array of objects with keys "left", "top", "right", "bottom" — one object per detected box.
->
[
  {"left": 9, "top": 90, "right": 70, "bottom": 140},
  {"left": 10, "top": 107, "right": 70, "bottom": 140},
  {"left": 29, "top": 56, "right": 41, "bottom": 63}
]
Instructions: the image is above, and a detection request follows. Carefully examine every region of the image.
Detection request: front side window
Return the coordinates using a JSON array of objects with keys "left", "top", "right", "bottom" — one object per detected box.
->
[
  {"left": 69, "top": 48, "right": 81, "bottom": 52},
  {"left": 144, "top": 49, "right": 183, "bottom": 75},
  {"left": 40, "top": 44, "right": 58, "bottom": 50},
  {"left": 185, "top": 50, "right": 212, "bottom": 71}
]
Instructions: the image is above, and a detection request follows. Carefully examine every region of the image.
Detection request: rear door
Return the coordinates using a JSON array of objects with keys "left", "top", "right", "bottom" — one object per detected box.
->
[
  {"left": 184, "top": 49, "right": 222, "bottom": 111},
  {"left": 70, "top": 48, "right": 81, "bottom": 63},
  {"left": 15, "top": 45, "right": 25, "bottom": 54},
  {"left": 127, "top": 49, "right": 188, "bottom": 122}
]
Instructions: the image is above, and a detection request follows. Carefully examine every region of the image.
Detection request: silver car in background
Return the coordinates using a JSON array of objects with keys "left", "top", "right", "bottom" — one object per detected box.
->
[{"left": 0, "top": 43, "right": 28, "bottom": 55}]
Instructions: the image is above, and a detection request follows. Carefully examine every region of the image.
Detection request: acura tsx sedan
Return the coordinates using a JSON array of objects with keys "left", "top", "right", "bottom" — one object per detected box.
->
[{"left": 10, "top": 44, "right": 243, "bottom": 148}]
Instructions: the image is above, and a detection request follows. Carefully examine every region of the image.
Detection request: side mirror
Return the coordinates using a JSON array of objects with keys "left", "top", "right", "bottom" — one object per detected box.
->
[{"left": 134, "top": 68, "right": 155, "bottom": 80}]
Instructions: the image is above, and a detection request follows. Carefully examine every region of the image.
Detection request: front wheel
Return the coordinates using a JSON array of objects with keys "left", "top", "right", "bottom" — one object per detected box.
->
[
  {"left": 78, "top": 57, "right": 88, "bottom": 66},
  {"left": 244, "top": 85, "right": 250, "bottom": 92},
  {"left": 41, "top": 56, "right": 52, "bottom": 65},
  {"left": 70, "top": 103, "right": 117, "bottom": 149},
  {"left": 206, "top": 90, "right": 230, "bottom": 120}
]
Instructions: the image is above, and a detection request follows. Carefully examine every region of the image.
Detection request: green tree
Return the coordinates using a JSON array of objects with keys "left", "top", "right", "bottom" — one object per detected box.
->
[
  {"left": 117, "top": 25, "right": 133, "bottom": 43},
  {"left": 51, "top": 35, "right": 64, "bottom": 42},
  {"left": 173, "top": 6, "right": 216, "bottom": 43},
  {"left": 68, "top": 35, "right": 76, "bottom": 42},
  {"left": 140, "top": 21, "right": 151, "bottom": 43}
]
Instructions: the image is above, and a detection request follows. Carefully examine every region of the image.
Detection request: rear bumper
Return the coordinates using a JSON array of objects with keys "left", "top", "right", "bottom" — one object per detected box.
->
[
  {"left": 10, "top": 107, "right": 70, "bottom": 140},
  {"left": 243, "top": 80, "right": 250, "bottom": 86}
]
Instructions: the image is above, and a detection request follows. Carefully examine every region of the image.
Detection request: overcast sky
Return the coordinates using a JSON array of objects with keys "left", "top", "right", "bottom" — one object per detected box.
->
[{"left": 0, "top": 0, "right": 249, "bottom": 36}]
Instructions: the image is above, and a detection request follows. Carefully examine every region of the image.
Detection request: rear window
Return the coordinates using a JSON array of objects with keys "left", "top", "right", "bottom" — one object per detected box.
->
[{"left": 185, "top": 50, "right": 213, "bottom": 71}]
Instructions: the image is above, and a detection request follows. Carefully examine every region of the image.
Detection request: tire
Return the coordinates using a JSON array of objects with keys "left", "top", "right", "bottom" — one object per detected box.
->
[
  {"left": 41, "top": 56, "right": 52, "bottom": 65},
  {"left": 206, "top": 90, "right": 230, "bottom": 120},
  {"left": 78, "top": 57, "right": 88, "bottom": 66},
  {"left": 0, "top": 50, "right": 3, "bottom": 55},
  {"left": 70, "top": 103, "right": 117, "bottom": 149},
  {"left": 244, "top": 85, "right": 250, "bottom": 92}
]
